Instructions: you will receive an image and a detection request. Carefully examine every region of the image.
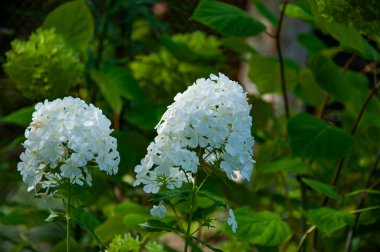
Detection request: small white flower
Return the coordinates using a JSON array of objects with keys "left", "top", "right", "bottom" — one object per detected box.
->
[
  {"left": 17, "top": 97, "right": 120, "bottom": 192},
  {"left": 150, "top": 204, "right": 167, "bottom": 218},
  {"left": 227, "top": 209, "right": 238, "bottom": 233}
]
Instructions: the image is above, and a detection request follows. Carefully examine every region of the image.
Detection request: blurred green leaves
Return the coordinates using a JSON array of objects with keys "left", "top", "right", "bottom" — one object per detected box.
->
[{"left": 307, "top": 208, "right": 354, "bottom": 236}]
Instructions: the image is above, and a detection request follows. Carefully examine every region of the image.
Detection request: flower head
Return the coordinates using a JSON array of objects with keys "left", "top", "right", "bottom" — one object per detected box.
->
[
  {"left": 134, "top": 73, "right": 255, "bottom": 193},
  {"left": 17, "top": 97, "right": 120, "bottom": 192},
  {"left": 3, "top": 28, "right": 84, "bottom": 100}
]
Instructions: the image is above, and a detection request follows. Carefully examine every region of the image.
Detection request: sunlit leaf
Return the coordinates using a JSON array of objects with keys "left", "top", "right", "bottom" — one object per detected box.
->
[{"left": 43, "top": 0, "right": 94, "bottom": 51}]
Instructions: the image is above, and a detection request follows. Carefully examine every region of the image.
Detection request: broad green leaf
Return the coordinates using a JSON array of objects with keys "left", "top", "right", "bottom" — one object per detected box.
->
[
  {"left": 91, "top": 70, "right": 122, "bottom": 115},
  {"left": 285, "top": 4, "right": 313, "bottom": 22},
  {"left": 309, "top": 55, "right": 368, "bottom": 102},
  {"left": 297, "top": 33, "right": 327, "bottom": 55},
  {"left": 234, "top": 207, "right": 291, "bottom": 246},
  {"left": 294, "top": 67, "right": 325, "bottom": 106},
  {"left": 249, "top": 54, "right": 299, "bottom": 94},
  {"left": 260, "top": 158, "right": 310, "bottom": 175},
  {"left": 288, "top": 113, "right": 354, "bottom": 160},
  {"left": 192, "top": 0, "right": 266, "bottom": 37},
  {"left": 302, "top": 178, "right": 341, "bottom": 200},
  {"left": 140, "top": 219, "right": 173, "bottom": 232},
  {"left": 43, "top": 0, "right": 94, "bottom": 51},
  {"left": 1, "top": 106, "right": 34, "bottom": 127},
  {"left": 308, "top": 208, "right": 354, "bottom": 236}
]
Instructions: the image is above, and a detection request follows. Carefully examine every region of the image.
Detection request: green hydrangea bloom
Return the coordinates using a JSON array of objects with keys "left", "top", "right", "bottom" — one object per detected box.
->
[
  {"left": 3, "top": 28, "right": 84, "bottom": 100},
  {"left": 130, "top": 31, "right": 226, "bottom": 104},
  {"left": 145, "top": 241, "right": 166, "bottom": 252},
  {"left": 316, "top": 0, "right": 380, "bottom": 37}
]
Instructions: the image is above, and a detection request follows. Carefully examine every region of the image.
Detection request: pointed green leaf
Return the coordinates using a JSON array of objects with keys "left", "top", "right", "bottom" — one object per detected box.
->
[
  {"left": 288, "top": 113, "right": 354, "bottom": 160},
  {"left": 297, "top": 33, "right": 327, "bottom": 55},
  {"left": 192, "top": 0, "right": 265, "bottom": 36},
  {"left": 308, "top": 208, "right": 354, "bottom": 236},
  {"left": 302, "top": 178, "right": 341, "bottom": 200},
  {"left": 1, "top": 106, "right": 34, "bottom": 127},
  {"left": 43, "top": 0, "right": 94, "bottom": 51},
  {"left": 234, "top": 207, "right": 291, "bottom": 246},
  {"left": 285, "top": 4, "right": 314, "bottom": 22}
]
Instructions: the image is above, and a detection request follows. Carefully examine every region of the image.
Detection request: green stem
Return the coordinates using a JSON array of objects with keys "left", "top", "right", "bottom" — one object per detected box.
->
[
  {"left": 184, "top": 175, "right": 197, "bottom": 252},
  {"left": 66, "top": 182, "right": 71, "bottom": 252}
]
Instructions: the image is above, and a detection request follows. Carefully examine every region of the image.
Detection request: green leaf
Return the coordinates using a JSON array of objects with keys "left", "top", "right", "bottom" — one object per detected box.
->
[
  {"left": 288, "top": 113, "right": 354, "bottom": 160},
  {"left": 1, "top": 106, "right": 34, "bottom": 127},
  {"left": 294, "top": 67, "right": 325, "bottom": 106},
  {"left": 139, "top": 219, "right": 173, "bottom": 232},
  {"left": 285, "top": 4, "right": 313, "bottom": 22},
  {"left": 91, "top": 70, "right": 122, "bottom": 115},
  {"left": 43, "top": 0, "right": 94, "bottom": 51},
  {"left": 260, "top": 158, "right": 310, "bottom": 175},
  {"left": 249, "top": 54, "right": 299, "bottom": 94},
  {"left": 234, "top": 207, "right": 291, "bottom": 246},
  {"left": 307, "top": 208, "right": 354, "bottom": 236},
  {"left": 297, "top": 33, "right": 327, "bottom": 55},
  {"left": 309, "top": 55, "right": 368, "bottom": 102},
  {"left": 192, "top": 0, "right": 266, "bottom": 37},
  {"left": 302, "top": 178, "right": 341, "bottom": 200},
  {"left": 95, "top": 213, "right": 129, "bottom": 244}
]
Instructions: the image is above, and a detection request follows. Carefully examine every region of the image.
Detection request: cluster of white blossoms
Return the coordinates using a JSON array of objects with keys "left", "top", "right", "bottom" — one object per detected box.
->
[
  {"left": 17, "top": 97, "right": 120, "bottom": 192},
  {"left": 134, "top": 73, "right": 255, "bottom": 193}
]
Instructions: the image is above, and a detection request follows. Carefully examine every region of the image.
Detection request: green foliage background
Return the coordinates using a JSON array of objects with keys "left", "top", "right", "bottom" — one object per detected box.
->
[{"left": 0, "top": 0, "right": 379, "bottom": 251}]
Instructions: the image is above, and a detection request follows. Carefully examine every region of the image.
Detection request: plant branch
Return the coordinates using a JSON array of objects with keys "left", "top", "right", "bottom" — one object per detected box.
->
[
  {"left": 296, "top": 175, "right": 308, "bottom": 252},
  {"left": 275, "top": 0, "right": 290, "bottom": 119},
  {"left": 344, "top": 151, "right": 380, "bottom": 252}
]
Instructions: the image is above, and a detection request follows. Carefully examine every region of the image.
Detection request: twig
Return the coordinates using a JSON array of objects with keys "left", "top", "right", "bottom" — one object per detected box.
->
[
  {"left": 344, "top": 151, "right": 380, "bottom": 252},
  {"left": 275, "top": 0, "right": 290, "bottom": 119}
]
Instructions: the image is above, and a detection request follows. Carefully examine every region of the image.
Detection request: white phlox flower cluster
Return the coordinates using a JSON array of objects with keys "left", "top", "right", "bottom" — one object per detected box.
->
[
  {"left": 134, "top": 73, "right": 255, "bottom": 193},
  {"left": 17, "top": 97, "right": 120, "bottom": 192}
]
